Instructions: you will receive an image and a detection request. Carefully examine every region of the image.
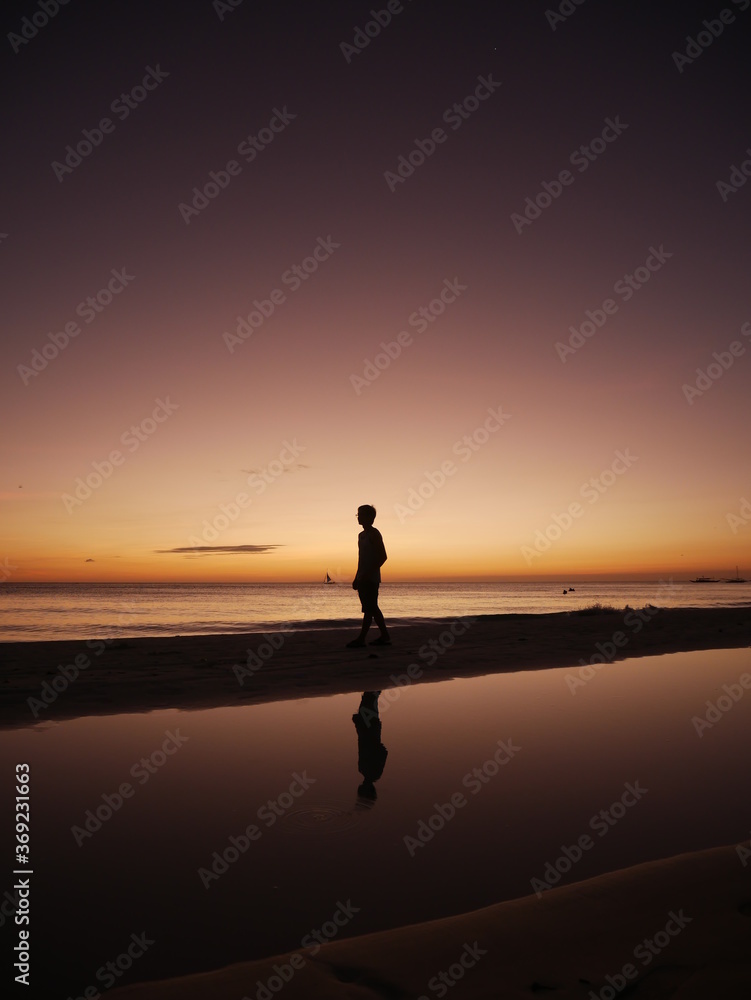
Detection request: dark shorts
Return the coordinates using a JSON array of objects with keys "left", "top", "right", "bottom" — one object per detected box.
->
[{"left": 357, "top": 582, "right": 379, "bottom": 614}]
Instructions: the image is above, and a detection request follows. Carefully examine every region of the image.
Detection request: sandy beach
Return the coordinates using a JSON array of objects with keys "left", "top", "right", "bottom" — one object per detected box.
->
[
  {"left": 4, "top": 605, "right": 749, "bottom": 998},
  {"left": 109, "top": 841, "right": 751, "bottom": 999},
  {"left": 1, "top": 606, "right": 748, "bottom": 729}
]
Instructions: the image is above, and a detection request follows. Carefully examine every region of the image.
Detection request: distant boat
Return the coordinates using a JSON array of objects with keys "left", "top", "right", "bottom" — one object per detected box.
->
[
  {"left": 324, "top": 571, "right": 336, "bottom": 584},
  {"left": 725, "top": 566, "right": 747, "bottom": 583},
  {"left": 690, "top": 575, "right": 719, "bottom": 583}
]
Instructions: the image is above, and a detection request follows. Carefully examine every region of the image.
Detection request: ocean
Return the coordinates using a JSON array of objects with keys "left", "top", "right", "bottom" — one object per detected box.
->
[{"left": 1, "top": 580, "right": 750, "bottom": 642}]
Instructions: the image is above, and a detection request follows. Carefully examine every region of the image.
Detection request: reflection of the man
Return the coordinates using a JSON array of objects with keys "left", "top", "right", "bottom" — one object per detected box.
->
[{"left": 352, "top": 691, "right": 388, "bottom": 807}]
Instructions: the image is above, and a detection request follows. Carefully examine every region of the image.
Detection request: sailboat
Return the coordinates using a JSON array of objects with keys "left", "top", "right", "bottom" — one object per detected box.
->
[
  {"left": 725, "top": 566, "right": 747, "bottom": 583},
  {"left": 324, "top": 570, "right": 336, "bottom": 584}
]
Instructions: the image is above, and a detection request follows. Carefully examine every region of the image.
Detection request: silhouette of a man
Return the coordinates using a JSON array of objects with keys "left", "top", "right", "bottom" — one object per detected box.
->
[{"left": 347, "top": 504, "right": 390, "bottom": 648}]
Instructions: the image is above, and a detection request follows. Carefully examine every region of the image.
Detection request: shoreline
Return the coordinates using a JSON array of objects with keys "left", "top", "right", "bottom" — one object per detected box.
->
[
  {"left": 1, "top": 606, "right": 748, "bottom": 730},
  {"left": 3, "top": 598, "right": 750, "bottom": 644}
]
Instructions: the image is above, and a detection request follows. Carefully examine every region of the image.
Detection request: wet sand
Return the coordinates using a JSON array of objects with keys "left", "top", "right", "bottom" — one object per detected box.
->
[
  {"left": 1, "top": 606, "right": 748, "bottom": 729},
  {"left": 109, "top": 841, "right": 751, "bottom": 998}
]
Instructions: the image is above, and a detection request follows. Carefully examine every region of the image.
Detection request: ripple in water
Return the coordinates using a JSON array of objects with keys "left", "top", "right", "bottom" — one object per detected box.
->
[{"left": 281, "top": 803, "right": 372, "bottom": 835}]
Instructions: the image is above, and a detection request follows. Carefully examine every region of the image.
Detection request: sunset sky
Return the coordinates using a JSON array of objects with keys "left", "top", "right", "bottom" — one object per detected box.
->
[{"left": 2, "top": 0, "right": 750, "bottom": 582}]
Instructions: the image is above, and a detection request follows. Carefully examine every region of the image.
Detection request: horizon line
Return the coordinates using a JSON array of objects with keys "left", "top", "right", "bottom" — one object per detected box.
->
[{"left": 6, "top": 575, "right": 747, "bottom": 585}]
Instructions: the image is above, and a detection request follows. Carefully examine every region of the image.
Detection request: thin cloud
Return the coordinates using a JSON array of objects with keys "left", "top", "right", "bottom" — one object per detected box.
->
[
  {"left": 240, "top": 464, "right": 309, "bottom": 475},
  {"left": 156, "top": 544, "right": 283, "bottom": 555}
]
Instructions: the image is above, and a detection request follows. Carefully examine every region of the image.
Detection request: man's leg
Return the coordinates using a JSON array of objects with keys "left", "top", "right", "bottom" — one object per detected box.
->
[
  {"left": 372, "top": 604, "right": 389, "bottom": 640},
  {"left": 346, "top": 592, "right": 372, "bottom": 646},
  {"left": 357, "top": 612, "right": 373, "bottom": 641}
]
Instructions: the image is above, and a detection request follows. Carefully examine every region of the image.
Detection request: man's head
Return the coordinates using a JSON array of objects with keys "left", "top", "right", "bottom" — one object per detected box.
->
[{"left": 357, "top": 504, "right": 376, "bottom": 526}]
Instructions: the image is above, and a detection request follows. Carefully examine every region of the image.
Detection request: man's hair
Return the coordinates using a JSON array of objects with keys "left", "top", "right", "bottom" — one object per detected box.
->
[{"left": 358, "top": 504, "right": 376, "bottom": 522}]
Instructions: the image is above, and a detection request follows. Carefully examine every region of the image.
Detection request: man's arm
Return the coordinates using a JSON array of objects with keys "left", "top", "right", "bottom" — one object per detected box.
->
[
  {"left": 353, "top": 532, "right": 362, "bottom": 588},
  {"left": 372, "top": 528, "right": 387, "bottom": 567}
]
